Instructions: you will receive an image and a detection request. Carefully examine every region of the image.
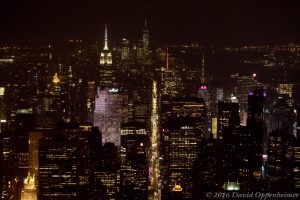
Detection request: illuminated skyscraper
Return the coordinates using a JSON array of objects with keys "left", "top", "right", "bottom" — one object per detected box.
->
[
  {"left": 37, "top": 124, "right": 96, "bottom": 200},
  {"left": 93, "top": 87, "right": 127, "bottom": 146},
  {"left": 0, "top": 87, "right": 6, "bottom": 124},
  {"left": 163, "top": 97, "right": 206, "bottom": 199},
  {"left": 99, "top": 25, "right": 114, "bottom": 88},
  {"left": 120, "top": 122, "right": 148, "bottom": 200},
  {"left": 100, "top": 25, "right": 112, "bottom": 65},
  {"left": 137, "top": 19, "right": 150, "bottom": 62},
  {"left": 28, "top": 131, "right": 47, "bottom": 192},
  {"left": 43, "top": 72, "right": 63, "bottom": 116},
  {"left": 39, "top": 139, "right": 78, "bottom": 200},
  {"left": 121, "top": 38, "right": 130, "bottom": 60},
  {"left": 237, "top": 74, "right": 258, "bottom": 126},
  {"left": 217, "top": 102, "right": 240, "bottom": 140}
]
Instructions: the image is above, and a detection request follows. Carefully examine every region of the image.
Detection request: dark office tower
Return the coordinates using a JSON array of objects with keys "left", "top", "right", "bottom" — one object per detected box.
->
[
  {"left": 193, "top": 135, "right": 222, "bottom": 197},
  {"left": 171, "top": 184, "right": 183, "bottom": 200},
  {"left": 272, "top": 96, "right": 293, "bottom": 133},
  {"left": 289, "top": 140, "right": 300, "bottom": 191},
  {"left": 294, "top": 105, "right": 300, "bottom": 139},
  {"left": 0, "top": 141, "right": 1, "bottom": 200},
  {"left": 39, "top": 139, "right": 78, "bottom": 200},
  {"left": 0, "top": 133, "right": 2, "bottom": 200},
  {"left": 86, "top": 81, "right": 95, "bottom": 122},
  {"left": 120, "top": 122, "right": 148, "bottom": 200},
  {"left": 14, "top": 114, "right": 36, "bottom": 173},
  {"left": 247, "top": 88, "right": 266, "bottom": 190},
  {"left": 87, "top": 127, "right": 106, "bottom": 200},
  {"left": 1, "top": 130, "right": 15, "bottom": 166},
  {"left": 267, "top": 129, "right": 290, "bottom": 191},
  {"left": 99, "top": 142, "right": 119, "bottom": 199},
  {"left": 163, "top": 97, "right": 206, "bottom": 199},
  {"left": 99, "top": 25, "right": 114, "bottom": 88},
  {"left": 1, "top": 129, "right": 18, "bottom": 200},
  {"left": 237, "top": 126, "right": 251, "bottom": 191},
  {"left": 217, "top": 102, "right": 240, "bottom": 185}
]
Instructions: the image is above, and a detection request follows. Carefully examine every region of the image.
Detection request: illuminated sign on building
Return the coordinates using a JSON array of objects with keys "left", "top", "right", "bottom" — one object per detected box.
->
[
  {"left": 199, "top": 85, "right": 208, "bottom": 93},
  {"left": 0, "top": 87, "right": 5, "bottom": 96},
  {"left": 108, "top": 88, "right": 119, "bottom": 93},
  {"left": 231, "top": 94, "right": 238, "bottom": 103}
]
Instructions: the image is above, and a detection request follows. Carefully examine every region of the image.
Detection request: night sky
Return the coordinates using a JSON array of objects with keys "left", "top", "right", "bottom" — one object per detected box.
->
[{"left": 1, "top": 0, "right": 300, "bottom": 45}]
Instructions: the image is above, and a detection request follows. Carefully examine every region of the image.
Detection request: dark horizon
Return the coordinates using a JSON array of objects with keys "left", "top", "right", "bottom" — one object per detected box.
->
[{"left": 1, "top": 0, "right": 300, "bottom": 45}]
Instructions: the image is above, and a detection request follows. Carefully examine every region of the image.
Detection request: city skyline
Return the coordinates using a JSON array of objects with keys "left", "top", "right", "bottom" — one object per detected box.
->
[{"left": 1, "top": 1, "right": 300, "bottom": 200}]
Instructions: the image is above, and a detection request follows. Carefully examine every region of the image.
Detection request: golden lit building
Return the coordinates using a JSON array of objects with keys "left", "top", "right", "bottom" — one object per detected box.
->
[
  {"left": 277, "top": 83, "right": 293, "bottom": 97},
  {"left": 21, "top": 173, "right": 37, "bottom": 200}
]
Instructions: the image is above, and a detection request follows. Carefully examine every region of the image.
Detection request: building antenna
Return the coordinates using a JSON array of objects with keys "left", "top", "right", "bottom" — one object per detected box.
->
[
  {"left": 166, "top": 47, "right": 169, "bottom": 71},
  {"left": 201, "top": 49, "right": 205, "bottom": 84},
  {"left": 104, "top": 24, "right": 109, "bottom": 50}
]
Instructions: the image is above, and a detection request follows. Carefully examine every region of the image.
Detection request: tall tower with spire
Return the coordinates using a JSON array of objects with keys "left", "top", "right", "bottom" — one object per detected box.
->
[
  {"left": 100, "top": 24, "right": 112, "bottom": 65},
  {"left": 142, "top": 19, "right": 149, "bottom": 49}
]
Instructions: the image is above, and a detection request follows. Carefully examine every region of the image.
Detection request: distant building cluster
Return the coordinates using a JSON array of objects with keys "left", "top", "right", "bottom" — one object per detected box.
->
[{"left": 1, "top": 21, "right": 300, "bottom": 200}]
